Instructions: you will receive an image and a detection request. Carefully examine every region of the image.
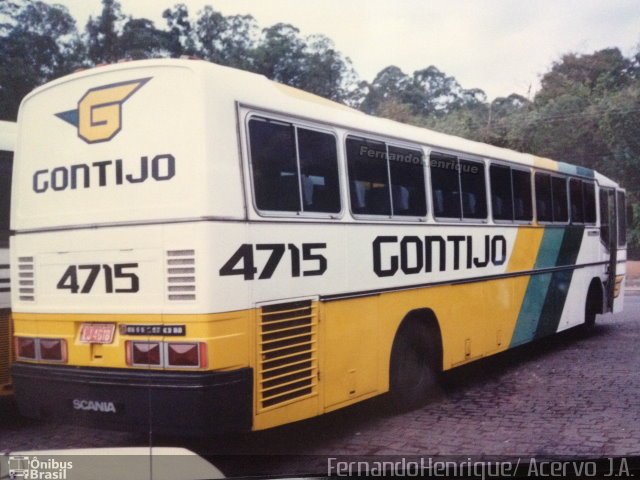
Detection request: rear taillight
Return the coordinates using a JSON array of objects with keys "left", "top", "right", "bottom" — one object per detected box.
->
[
  {"left": 126, "top": 341, "right": 161, "bottom": 366},
  {"left": 125, "top": 340, "right": 207, "bottom": 368},
  {"left": 39, "top": 339, "right": 67, "bottom": 362},
  {"left": 167, "top": 342, "right": 207, "bottom": 368},
  {"left": 16, "top": 337, "right": 36, "bottom": 360},
  {"left": 16, "top": 337, "right": 67, "bottom": 362}
]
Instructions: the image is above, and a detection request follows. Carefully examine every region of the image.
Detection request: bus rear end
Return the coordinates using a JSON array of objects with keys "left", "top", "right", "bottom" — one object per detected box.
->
[{"left": 10, "top": 60, "right": 253, "bottom": 434}]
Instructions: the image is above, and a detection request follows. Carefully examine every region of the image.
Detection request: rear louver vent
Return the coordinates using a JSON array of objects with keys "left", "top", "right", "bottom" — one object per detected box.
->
[
  {"left": 166, "top": 250, "right": 196, "bottom": 301},
  {"left": 18, "top": 257, "right": 35, "bottom": 301},
  {"left": 0, "top": 259, "right": 9, "bottom": 296},
  {"left": 257, "top": 300, "right": 318, "bottom": 411}
]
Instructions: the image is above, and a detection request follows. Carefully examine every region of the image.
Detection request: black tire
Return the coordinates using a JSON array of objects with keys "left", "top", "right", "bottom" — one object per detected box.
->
[
  {"left": 583, "top": 283, "right": 600, "bottom": 330},
  {"left": 388, "top": 320, "right": 440, "bottom": 411}
]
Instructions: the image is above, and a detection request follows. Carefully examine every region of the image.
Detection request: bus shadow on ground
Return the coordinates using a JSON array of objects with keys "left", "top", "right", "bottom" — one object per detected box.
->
[
  {"left": 158, "top": 323, "right": 612, "bottom": 474},
  {"left": 440, "top": 323, "right": 611, "bottom": 390}
]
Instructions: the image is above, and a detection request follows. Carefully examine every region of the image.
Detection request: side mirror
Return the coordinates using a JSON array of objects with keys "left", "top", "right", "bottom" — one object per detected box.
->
[{"left": 627, "top": 204, "right": 634, "bottom": 228}]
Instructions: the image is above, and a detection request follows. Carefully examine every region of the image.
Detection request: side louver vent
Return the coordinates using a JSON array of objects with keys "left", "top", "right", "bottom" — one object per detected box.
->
[
  {"left": 166, "top": 250, "right": 196, "bottom": 301},
  {"left": 257, "top": 300, "right": 318, "bottom": 411},
  {"left": 18, "top": 257, "right": 35, "bottom": 302},
  {"left": 0, "top": 260, "right": 9, "bottom": 298}
]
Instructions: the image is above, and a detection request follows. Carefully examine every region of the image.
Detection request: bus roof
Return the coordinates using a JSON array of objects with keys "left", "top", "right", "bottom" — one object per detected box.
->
[{"left": 19, "top": 58, "right": 619, "bottom": 188}]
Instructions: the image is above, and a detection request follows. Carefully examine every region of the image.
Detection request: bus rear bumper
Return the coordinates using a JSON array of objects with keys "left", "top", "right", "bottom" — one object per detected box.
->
[{"left": 11, "top": 363, "right": 252, "bottom": 435}]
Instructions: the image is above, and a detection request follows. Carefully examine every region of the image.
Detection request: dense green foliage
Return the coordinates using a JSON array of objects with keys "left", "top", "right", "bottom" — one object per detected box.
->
[{"left": 1, "top": 0, "right": 638, "bottom": 254}]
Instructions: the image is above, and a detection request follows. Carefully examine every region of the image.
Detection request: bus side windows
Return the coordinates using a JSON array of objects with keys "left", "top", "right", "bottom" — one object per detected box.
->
[
  {"left": 535, "top": 173, "right": 552, "bottom": 222},
  {"left": 248, "top": 116, "right": 341, "bottom": 215},
  {"left": 460, "top": 160, "right": 487, "bottom": 219},
  {"left": 512, "top": 169, "right": 533, "bottom": 221},
  {"left": 600, "top": 188, "right": 611, "bottom": 246},
  {"left": 388, "top": 145, "right": 426, "bottom": 217},
  {"left": 490, "top": 165, "right": 532, "bottom": 223},
  {"left": 346, "top": 136, "right": 426, "bottom": 217},
  {"left": 551, "top": 176, "right": 568, "bottom": 223},
  {"left": 489, "top": 164, "right": 513, "bottom": 221},
  {"left": 569, "top": 178, "right": 584, "bottom": 223},
  {"left": 346, "top": 137, "right": 390, "bottom": 215},
  {"left": 248, "top": 118, "right": 299, "bottom": 212},
  {"left": 569, "top": 178, "right": 597, "bottom": 225},
  {"left": 297, "top": 128, "right": 341, "bottom": 214},
  {"left": 617, "top": 190, "right": 626, "bottom": 247},
  {"left": 430, "top": 154, "right": 486, "bottom": 221},
  {"left": 430, "top": 153, "right": 461, "bottom": 219},
  {"left": 583, "top": 181, "right": 596, "bottom": 224}
]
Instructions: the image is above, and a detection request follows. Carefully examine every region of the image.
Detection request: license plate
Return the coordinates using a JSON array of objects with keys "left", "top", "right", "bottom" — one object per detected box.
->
[{"left": 79, "top": 323, "right": 116, "bottom": 344}]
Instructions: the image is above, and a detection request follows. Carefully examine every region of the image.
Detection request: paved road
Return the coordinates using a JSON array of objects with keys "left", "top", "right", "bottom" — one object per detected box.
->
[{"left": 1, "top": 293, "right": 639, "bottom": 477}]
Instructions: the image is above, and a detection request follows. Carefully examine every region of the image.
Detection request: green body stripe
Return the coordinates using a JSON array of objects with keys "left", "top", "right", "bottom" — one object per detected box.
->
[
  {"left": 509, "top": 228, "right": 564, "bottom": 347},
  {"left": 510, "top": 226, "right": 585, "bottom": 346},
  {"left": 534, "top": 226, "right": 585, "bottom": 338},
  {"left": 557, "top": 161, "right": 595, "bottom": 178}
]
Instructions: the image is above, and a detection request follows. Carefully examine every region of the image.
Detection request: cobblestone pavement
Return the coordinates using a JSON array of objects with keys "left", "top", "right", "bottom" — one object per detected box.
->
[{"left": 1, "top": 294, "right": 638, "bottom": 477}]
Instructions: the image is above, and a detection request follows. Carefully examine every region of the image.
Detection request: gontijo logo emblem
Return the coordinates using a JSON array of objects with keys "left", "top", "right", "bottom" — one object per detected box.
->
[{"left": 55, "top": 77, "right": 151, "bottom": 144}]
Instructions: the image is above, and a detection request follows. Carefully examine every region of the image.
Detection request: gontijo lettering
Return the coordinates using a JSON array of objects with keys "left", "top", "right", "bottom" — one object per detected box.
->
[{"left": 32, "top": 154, "right": 175, "bottom": 193}]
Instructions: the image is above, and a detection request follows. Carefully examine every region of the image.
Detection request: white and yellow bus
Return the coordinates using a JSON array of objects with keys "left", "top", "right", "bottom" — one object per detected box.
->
[
  {"left": 0, "top": 120, "right": 16, "bottom": 396},
  {"left": 10, "top": 59, "right": 626, "bottom": 434}
]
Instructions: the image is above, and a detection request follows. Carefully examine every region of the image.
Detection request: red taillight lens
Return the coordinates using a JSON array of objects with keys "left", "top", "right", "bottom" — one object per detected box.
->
[
  {"left": 16, "top": 337, "right": 36, "bottom": 360},
  {"left": 167, "top": 342, "right": 206, "bottom": 367},
  {"left": 39, "top": 339, "right": 67, "bottom": 362},
  {"left": 128, "top": 341, "right": 161, "bottom": 366}
]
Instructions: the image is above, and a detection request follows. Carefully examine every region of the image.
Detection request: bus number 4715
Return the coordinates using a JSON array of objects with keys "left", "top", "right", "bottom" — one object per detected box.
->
[
  {"left": 219, "top": 243, "right": 327, "bottom": 280},
  {"left": 57, "top": 263, "right": 140, "bottom": 294}
]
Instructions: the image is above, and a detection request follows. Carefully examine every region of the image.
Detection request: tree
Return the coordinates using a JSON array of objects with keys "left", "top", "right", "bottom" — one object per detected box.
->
[
  {"left": 118, "top": 17, "right": 171, "bottom": 60},
  {"left": 293, "top": 34, "right": 358, "bottom": 103},
  {"left": 0, "top": 0, "right": 82, "bottom": 120},
  {"left": 253, "top": 23, "right": 306, "bottom": 85},
  {"left": 162, "top": 3, "right": 196, "bottom": 57},
  {"left": 85, "top": 0, "right": 124, "bottom": 64},
  {"left": 191, "top": 6, "right": 258, "bottom": 70},
  {"left": 359, "top": 66, "right": 414, "bottom": 114},
  {"left": 219, "top": 14, "right": 258, "bottom": 70},
  {"left": 536, "top": 48, "right": 632, "bottom": 105}
]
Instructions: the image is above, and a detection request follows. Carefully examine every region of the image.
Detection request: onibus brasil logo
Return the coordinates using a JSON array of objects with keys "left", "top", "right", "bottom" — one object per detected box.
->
[
  {"left": 55, "top": 77, "right": 151, "bottom": 144},
  {"left": 7, "top": 456, "right": 73, "bottom": 479}
]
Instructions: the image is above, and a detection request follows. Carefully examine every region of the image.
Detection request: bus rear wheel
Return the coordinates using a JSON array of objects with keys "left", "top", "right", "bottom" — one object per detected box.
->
[{"left": 388, "top": 319, "right": 439, "bottom": 411}]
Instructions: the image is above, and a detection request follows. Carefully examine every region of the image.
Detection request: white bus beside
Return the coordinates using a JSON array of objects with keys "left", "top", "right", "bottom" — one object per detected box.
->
[{"left": 0, "top": 120, "right": 16, "bottom": 395}]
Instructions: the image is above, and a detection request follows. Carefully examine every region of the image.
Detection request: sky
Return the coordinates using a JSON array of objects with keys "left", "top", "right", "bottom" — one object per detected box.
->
[{"left": 48, "top": 0, "right": 640, "bottom": 100}]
